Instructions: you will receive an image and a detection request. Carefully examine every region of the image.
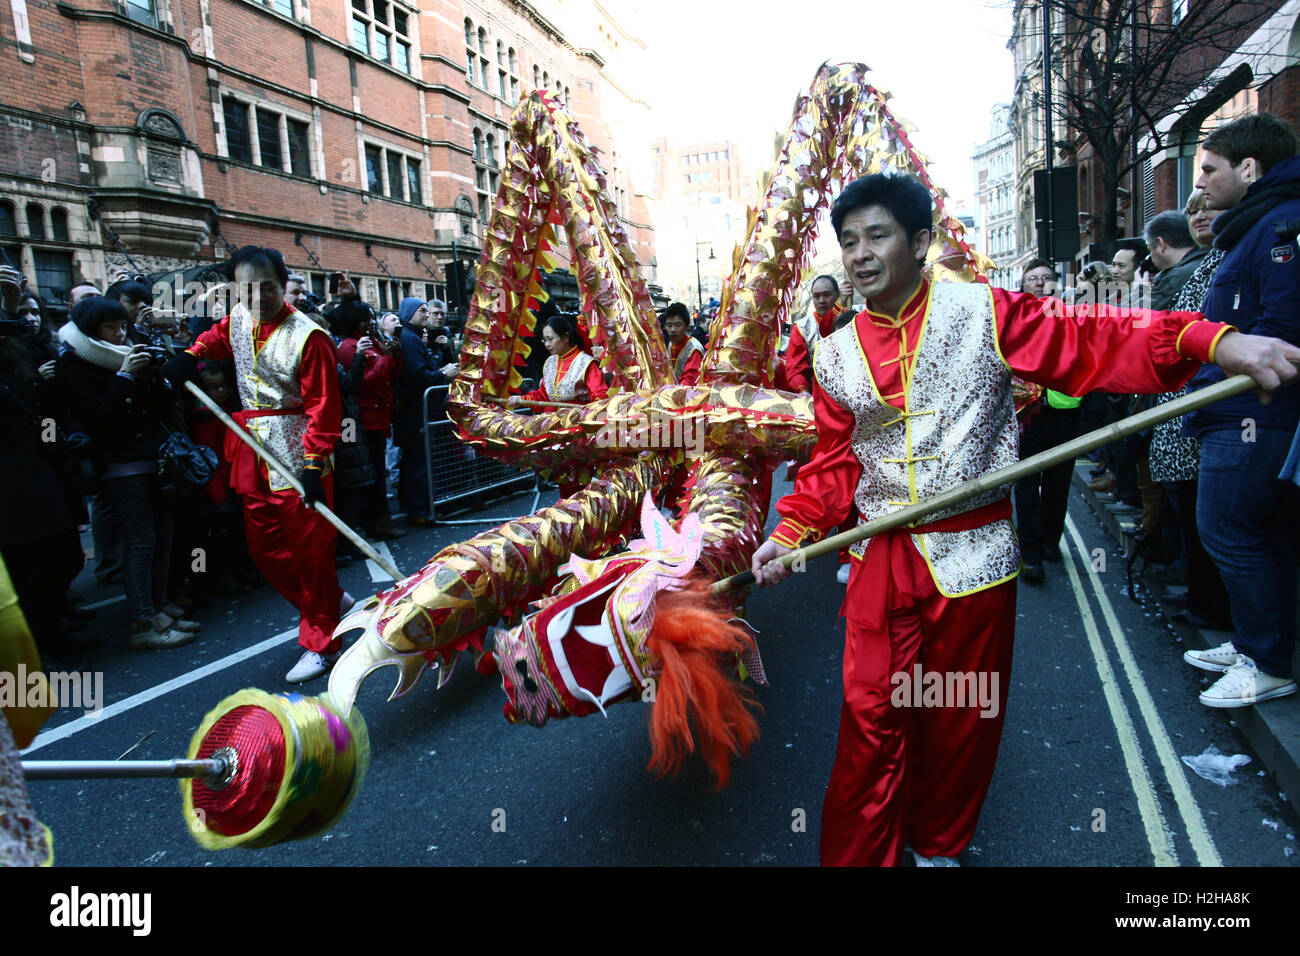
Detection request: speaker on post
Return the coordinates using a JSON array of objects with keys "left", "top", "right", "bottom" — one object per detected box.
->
[{"left": 1034, "top": 166, "right": 1080, "bottom": 262}]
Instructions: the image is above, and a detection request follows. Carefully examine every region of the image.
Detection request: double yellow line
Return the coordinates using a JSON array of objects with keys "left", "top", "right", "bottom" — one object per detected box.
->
[{"left": 1059, "top": 514, "right": 1222, "bottom": 867}]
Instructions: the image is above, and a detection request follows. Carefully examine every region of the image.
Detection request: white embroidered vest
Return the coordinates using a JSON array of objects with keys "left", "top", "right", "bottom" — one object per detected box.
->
[
  {"left": 672, "top": 336, "right": 703, "bottom": 381},
  {"left": 794, "top": 310, "right": 829, "bottom": 364},
  {"left": 543, "top": 349, "right": 595, "bottom": 401},
  {"left": 812, "top": 283, "right": 1020, "bottom": 596},
  {"left": 230, "top": 303, "right": 330, "bottom": 492}
]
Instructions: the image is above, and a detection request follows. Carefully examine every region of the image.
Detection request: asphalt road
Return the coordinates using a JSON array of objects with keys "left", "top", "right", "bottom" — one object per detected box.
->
[{"left": 21, "top": 473, "right": 1299, "bottom": 866}]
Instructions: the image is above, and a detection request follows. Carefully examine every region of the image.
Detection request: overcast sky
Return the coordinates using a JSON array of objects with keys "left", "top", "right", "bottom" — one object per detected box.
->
[{"left": 635, "top": 0, "right": 1016, "bottom": 210}]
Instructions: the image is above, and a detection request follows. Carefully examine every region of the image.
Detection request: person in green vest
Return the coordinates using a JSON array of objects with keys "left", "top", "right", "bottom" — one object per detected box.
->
[{"left": 1014, "top": 259, "right": 1082, "bottom": 582}]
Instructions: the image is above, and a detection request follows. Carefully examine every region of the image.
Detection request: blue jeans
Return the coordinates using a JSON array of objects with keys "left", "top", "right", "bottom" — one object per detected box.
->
[{"left": 1196, "top": 427, "right": 1300, "bottom": 677}]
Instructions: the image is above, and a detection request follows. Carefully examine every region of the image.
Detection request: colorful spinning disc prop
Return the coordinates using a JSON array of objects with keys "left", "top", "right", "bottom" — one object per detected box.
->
[{"left": 181, "top": 690, "right": 369, "bottom": 850}]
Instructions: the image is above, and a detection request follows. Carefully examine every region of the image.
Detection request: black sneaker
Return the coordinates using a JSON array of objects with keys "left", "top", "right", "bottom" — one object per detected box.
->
[{"left": 1021, "top": 563, "right": 1045, "bottom": 583}]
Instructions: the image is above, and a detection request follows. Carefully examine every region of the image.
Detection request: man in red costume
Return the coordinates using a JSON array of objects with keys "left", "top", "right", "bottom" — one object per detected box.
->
[
  {"left": 166, "top": 246, "right": 345, "bottom": 684},
  {"left": 663, "top": 302, "right": 703, "bottom": 385},
  {"left": 782, "top": 274, "right": 841, "bottom": 393},
  {"left": 751, "top": 173, "right": 1300, "bottom": 867}
]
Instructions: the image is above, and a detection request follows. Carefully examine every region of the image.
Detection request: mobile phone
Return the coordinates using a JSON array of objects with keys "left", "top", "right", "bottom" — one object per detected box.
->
[{"left": 328, "top": 272, "right": 343, "bottom": 295}]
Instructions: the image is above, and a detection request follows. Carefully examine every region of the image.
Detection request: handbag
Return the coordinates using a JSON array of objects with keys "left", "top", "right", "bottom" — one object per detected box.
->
[{"left": 158, "top": 428, "right": 219, "bottom": 490}]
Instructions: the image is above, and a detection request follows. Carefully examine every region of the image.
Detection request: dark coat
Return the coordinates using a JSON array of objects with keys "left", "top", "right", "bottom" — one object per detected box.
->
[
  {"left": 0, "top": 358, "right": 78, "bottom": 545},
  {"left": 55, "top": 351, "right": 175, "bottom": 473},
  {"left": 1187, "top": 155, "right": 1300, "bottom": 436}
]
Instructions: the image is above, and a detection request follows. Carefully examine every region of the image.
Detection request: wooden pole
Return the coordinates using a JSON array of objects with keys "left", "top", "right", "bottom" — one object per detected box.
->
[
  {"left": 184, "top": 380, "right": 405, "bottom": 581},
  {"left": 715, "top": 374, "right": 1261, "bottom": 594},
  {"left": 486, "top": 396, "right": 586, "bottom": 409}
]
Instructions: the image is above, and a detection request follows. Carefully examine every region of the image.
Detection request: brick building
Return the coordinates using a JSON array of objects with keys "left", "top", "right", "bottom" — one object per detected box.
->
[
  {"left": 971, "top": 102, "right": 1020, "bottom": 288},
  {"left": 0, "top": 0, "right": 657, "bottom": 318}
]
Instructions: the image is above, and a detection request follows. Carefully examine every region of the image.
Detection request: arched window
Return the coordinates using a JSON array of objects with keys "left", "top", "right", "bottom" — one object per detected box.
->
[
  {"left": 485, "top": 134, "right": 496, "bottom": 168},
  {"left": 26, "top": 203, "right": 44, "bottom": 240},
  {"left": 465, "top": 19, "right": 475, "bottom": 84},
  {"left": 473, "top": 129, "right": 483, "bottom": 161},
  {"left": 542, "top": 70, "right": 549, "bottom": 87},
  {"left": 463, "top": 18, "right": 472, "bottom": 47},
  {"left": 563, "top": 85, "right": 570, "bottom": 104},
  {"left": 508, "top": 48, "right": 517, "bottom": 74},
  {"left": 496, "top": 40, "right": 504, "bottom": 66},
  {"left": 51, "top": 207, "right": 69, "bottom": 242},
  {"left": 0, "top": 201, "right": 16, "bottom": 237},
  {"left": 533, "top": 64, "right": 540, "bottom": 88},
  {"left": 477, "top": 27, "right": 486, "bottom": 56}
]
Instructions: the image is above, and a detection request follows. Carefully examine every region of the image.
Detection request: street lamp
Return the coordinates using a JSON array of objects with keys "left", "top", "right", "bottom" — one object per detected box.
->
[{"left": 695, "top": 240, "right": 715, "bottom": 314}]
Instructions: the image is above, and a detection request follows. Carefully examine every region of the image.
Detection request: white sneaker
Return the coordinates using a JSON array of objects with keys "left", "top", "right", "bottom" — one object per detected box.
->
[
  {"left": 836, "top": 564, "right": 851, "bottom": 585},
  {"left": 1199, "top": 655, "right": 1297, "bottom": 709},
  {"left": 1183, "top": 641, "right": 1240, "bottom": 674},
  {"left": 909, "top": 847, "right": 959, "bottom": 867},
  {"left": 286, "top": 649, "right": 339, "bottom": 683}
]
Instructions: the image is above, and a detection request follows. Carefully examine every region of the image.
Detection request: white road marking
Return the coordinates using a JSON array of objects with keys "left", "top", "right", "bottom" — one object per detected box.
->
[
  {"left": 22, "top": 626, "right": 299, "bottom": 754},
  {"left": 1060, "top": 535, "right": 1179, "bottom": 865},
  {"left": 366, "top": 541, "right": 397, "bottom": 582},
  {"left": 1065, "top": 515, "right": 1222, "bottom": 867}
]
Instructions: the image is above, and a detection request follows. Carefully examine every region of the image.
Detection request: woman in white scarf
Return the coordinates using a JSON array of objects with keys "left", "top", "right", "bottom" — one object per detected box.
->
[{"left": 56, "top": 298, "right": 199, "bottom": 649}]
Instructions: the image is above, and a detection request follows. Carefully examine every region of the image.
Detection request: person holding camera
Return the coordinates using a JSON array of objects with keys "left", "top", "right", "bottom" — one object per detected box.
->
[{"left": 55, "top": 297, "right": 198, "bottom": 649}]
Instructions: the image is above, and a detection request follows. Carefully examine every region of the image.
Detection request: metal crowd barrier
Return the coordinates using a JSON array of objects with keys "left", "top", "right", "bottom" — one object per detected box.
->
[{"left": 421, "top": 383, "right": 541, "bottom": 526}]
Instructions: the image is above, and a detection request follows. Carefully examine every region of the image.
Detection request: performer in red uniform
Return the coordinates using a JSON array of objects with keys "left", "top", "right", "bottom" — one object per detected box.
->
[
  {"left": 510, "top": 314, "right": 607, "bottom": 411},
  {"left": 662, "top": 302, "right": 703, "bottom": 386},
  {"left": 166, "top": 246, "right": 345, "bottom": 684},
  {"left": 508, "top": 314, "right": 607, "bottom": 498},
  {"left": 781, "top": 274, "right": 841, "bottom": 393},
  {"left": 751, "top": 173, "right": 1300, "bottom": 867}
]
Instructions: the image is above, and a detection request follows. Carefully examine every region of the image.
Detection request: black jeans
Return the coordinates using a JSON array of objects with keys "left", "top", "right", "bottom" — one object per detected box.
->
[
  {"left": 1015, "top": 405, "right": 1081, "bottom": 565},
  {"left": 103, "top": 472, "right": 174, "bottom": 622},
  {"left": 364, "top": 429, "right": 391, "bottom": 521}
]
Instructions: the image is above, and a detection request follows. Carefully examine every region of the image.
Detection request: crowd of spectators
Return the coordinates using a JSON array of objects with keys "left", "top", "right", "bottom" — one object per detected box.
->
[{"left": 0, "top": 249, "right": 465, "bottom": 661}]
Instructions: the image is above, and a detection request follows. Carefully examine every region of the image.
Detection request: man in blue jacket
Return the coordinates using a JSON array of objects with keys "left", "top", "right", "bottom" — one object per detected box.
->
[
  {"left": 394, "top": 297, "right": 457, "bottom": 526},
  {"left": 1182, "top": 113, "right": 1300, "bottom": 708}
]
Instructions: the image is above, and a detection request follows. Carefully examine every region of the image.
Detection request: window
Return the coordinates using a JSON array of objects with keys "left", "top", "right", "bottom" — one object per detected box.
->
[
  {"left": 256, "top": 109, "right": 282, "bottom": 170},
  {"left": 534, "top": 65, "right": 541, "bottom": 88},
  {"left": 25, "top": 204, "right": 44, "bottom": 240},
  {"left": 51, "top": 208, "right": 69, "bottom": 242},
  {"left": 1172, "top": 0, "right": 1187, "bottom": 24},
  {"left": 287, "top": 119, "right": 311, "bottom": 177},
  {"left": 406, "top": 159, "right": 421, "bottom": 204},
  {"left": 267, "top": 0, "right": 292, "bottom": 15},
  {"left": 365, "top": 144, "right": 383, "bottom": 193},
  {"left": 351, "top": 0, "right": 413, "bottom": 73},
  {"left": 386, "top": 151, "right": 403, "bottom": 199},
  {"left": 33, "top": 251, "right": 72, "bottom": 303},
  {"left": 222, "top": 97, "right": 253, "bottom": 163},
  {"left": 508, "top": 48, "right": 518, "bottom": 74},
  {"left": 0, "top": 202, "right": 15, "bottom": 237},
  {"left": 477, "top": 29, "right": 489, "bottom": 88},
  {"left": 472, "top": 129, "right": 483, "bottom": 162},
  {"left": 363, "top": 142, "right": 422, "bottom": 202},
  {"left": 496, "top": 40, "right": 504, "bottom": 67},
  {"left": 485, "top": 134, "right": 496, "bottom": 168},
  {"left": 125, "top": 0, "right": 157, "bottom": 28}
]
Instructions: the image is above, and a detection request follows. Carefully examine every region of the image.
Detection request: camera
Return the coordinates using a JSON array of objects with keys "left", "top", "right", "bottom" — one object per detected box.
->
[
  {"left": 143, "top": 346, "right": 171, "bottom": 366},
  {"left": 0, "top": 316, "right": 29, "bottom": 337}
]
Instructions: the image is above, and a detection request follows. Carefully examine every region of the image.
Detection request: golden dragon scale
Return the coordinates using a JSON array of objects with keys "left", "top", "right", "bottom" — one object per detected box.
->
[{"left": 327, "top": 63, "right": 988, "bottom": 714}]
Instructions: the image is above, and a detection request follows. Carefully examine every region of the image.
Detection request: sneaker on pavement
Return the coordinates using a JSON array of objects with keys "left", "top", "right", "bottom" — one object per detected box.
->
[
  {"left": 1183, "top": 641, "right": 1240, "bottom": 673},
  {"left": 286, "top": 649, "right": 339, "bottom": 683},
  {"left": 129, "top": 620, "right": 196, "bottom": 650},
  {"left": 1199, "top": 655, "right": 1297, "bottom": 709},
  {"left": 909, "top": 847, "right": 960, "bottom": 867},
  {"left": 836, "top": 564, "right": 851, "bottom": 585},
  {"left": 1021, "top": 562, "right": 1045, "bottom": 583}
]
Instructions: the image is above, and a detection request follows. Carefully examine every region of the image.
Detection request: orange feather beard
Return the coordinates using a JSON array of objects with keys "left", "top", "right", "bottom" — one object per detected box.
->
[{"left": 644, "top": 579, "right": 762, "bottom": 790}]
